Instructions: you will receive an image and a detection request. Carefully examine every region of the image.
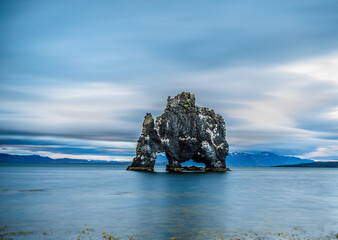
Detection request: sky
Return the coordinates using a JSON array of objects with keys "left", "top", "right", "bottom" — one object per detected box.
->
[{"left": 0, "top": 0, "right": 338, "bottom": 161}]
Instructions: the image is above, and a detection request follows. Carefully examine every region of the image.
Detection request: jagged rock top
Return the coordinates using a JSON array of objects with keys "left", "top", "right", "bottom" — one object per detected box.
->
[
  {"left": 127, "top": 92, "right": 230, "bottom": 172},
  {"left": 166, "top": 92, "right": 196, "bottom": 109}
]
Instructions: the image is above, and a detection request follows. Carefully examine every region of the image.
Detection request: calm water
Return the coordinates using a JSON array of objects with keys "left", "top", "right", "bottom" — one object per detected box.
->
[{"left": 0, "top": 164, "right": 337, "bottom": 240}]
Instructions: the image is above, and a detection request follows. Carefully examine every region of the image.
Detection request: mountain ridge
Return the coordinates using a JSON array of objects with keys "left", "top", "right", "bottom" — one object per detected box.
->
[
  {"left": 0, "top": 153, "right": 129, "bottom": 164},
  {"left": 155, "top": 152, "right": 314, "bottom": 166},
  {"left": 276, "top": 161, "right": 338, "bottom": 168},
  {"left": 226, "top": 152, "right": 314, "bottom": 166},
  {"left": 0, "top": 152, "right": 314, "bottom": 166}
]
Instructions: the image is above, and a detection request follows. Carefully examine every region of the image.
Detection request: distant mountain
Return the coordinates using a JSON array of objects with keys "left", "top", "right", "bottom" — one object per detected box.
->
[
  {"left": 0, "top": 153, "right": 128, "bottom": 164},
  {"left": 0, "top": 153, "right": 53, "bottom": 163},
  {"left": 0, "top": 152, "right": 314, "bottom": 166},
  {"left": 155, "top": 152, "right": 314, "bottom": 166},
  {"left": 276, "top": 162, "right": 338, "bottom": 168},
  {"left": 226, "top": 152, "right": 314, "bottom": 166}
]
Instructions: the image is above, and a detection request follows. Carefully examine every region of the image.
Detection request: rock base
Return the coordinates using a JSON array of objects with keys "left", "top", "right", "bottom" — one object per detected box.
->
[
  {"left": 166, "top": 165, "right": 231, "bottom": 172},
  {"left": 205, "top": 167, "right": 231, "bottom": 172},
  {"left": 126, "top": 166, "right": 154, "bottom": 172}
]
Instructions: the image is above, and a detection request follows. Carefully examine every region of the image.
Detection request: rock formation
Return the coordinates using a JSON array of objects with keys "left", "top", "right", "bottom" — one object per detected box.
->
[{"left": 127, "top": 92, "right": 230, "bottom": 172}]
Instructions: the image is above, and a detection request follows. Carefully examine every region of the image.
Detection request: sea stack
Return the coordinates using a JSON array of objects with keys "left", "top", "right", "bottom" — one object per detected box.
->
[{"left": 127, "top": 92, "right": 230, "bottom": 172}]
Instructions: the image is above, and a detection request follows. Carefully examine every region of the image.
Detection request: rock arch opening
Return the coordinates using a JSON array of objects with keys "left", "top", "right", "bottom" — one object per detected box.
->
[{"left": 154, "top": 153, "right": 207, "bottom": 172}]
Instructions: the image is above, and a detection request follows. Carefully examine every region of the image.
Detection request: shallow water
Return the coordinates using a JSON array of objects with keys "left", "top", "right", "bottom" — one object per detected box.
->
[{"left": 0, "top": 163, "right": 337, "bottom": 239}]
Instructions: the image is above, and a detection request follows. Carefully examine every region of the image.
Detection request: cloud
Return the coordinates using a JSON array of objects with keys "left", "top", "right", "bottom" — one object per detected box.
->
[
  {"left": 0, "top": 82, "right": 153, "bottom": 140},
  {"left": 299, "top": 146, "right": 338, "bottom": 161},
  {"left": 1, "top": 53, "right": 338, "bottom": 159},
  {"left": 0, "top": 134, "right": 136, "bottom": 161},
  {"left": 279, "top": 52, "right": 338, "bottom": 85},
  {"left": 0, "top": 0, "right": 338, "bottom": 160}
]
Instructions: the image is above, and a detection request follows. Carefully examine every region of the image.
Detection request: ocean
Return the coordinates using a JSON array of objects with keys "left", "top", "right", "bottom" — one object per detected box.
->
[{"left": 0, "top": 163, "right": 337, "bottom": 239}]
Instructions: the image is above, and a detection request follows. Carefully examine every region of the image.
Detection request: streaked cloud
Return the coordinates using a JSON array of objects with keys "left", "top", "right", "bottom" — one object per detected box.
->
[
  {"left": 0, "top": 0, "right": 337, "bottom": 161},
  {"left": 279, "top": 53, "right": 338, "bottom": 85},
  {"left": 299, "top": 146, "right": 338, "bottom": 161}
]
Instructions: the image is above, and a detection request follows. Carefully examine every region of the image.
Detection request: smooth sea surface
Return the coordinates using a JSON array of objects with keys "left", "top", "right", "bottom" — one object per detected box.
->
[{"left": 0, "top": 164, "right": 337, "bottom": 240}]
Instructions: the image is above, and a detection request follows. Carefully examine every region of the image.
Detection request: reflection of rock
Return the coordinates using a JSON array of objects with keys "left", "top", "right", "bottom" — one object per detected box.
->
[{"left": 127, "top": 92, "right": 230, "bottom": 172}]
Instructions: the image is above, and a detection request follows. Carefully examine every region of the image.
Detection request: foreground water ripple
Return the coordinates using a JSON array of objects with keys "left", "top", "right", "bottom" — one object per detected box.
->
[{"left": 0, "top": 164, "right": 337, "bottom": 239}]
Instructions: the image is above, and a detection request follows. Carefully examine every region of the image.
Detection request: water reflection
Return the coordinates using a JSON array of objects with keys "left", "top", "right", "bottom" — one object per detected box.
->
[{"left": 130, "top": 169, "right": 230, "bottom": 239}]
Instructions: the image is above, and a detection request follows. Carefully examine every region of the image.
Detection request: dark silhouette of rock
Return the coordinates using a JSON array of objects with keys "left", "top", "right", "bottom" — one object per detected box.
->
[{"left": 127, "top": 92, "right": 230, "bottom": 172}]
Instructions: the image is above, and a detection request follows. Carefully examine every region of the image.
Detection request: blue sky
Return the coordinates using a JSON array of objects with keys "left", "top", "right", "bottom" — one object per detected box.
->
[{"left": 1, "top": 0, "right": 338, "bottom": 161}]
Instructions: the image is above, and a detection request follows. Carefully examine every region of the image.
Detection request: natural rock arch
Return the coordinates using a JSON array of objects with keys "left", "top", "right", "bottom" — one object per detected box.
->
[{"left": 127, "top": 92, "right": 230, "bottom": 172}]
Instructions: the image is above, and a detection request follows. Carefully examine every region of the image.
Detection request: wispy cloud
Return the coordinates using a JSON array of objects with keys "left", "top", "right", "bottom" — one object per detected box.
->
[
  {"left": 299, "top": 146, "right": 338, "bottom": 161},
  {"left": 0, "top": 0, "right": 338, "bottom": 161},
  {"left": 279, "top": 52, "right": 338, "bottom": 85}
]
